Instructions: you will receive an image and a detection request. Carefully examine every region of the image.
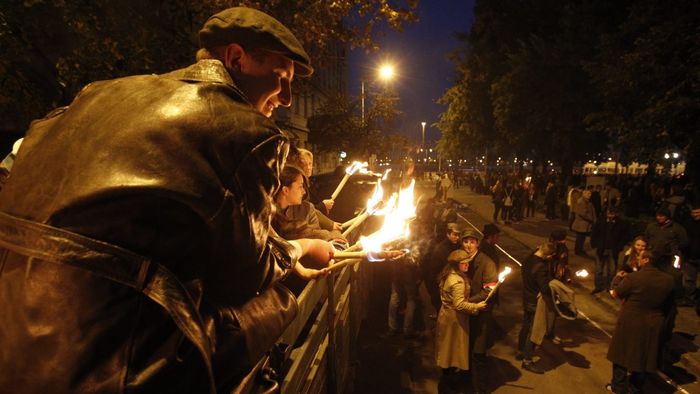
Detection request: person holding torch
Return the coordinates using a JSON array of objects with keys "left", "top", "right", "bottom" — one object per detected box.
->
[
  {"left": 435, "top": 249, "right": 488, "bottom": 391},
  {"left": 461, "top": 229, "right": 498, "bottom": 394}
]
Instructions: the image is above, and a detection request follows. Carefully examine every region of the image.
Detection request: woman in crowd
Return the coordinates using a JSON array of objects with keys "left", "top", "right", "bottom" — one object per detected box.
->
[
  {"left": 435, "top": 249, "right": 488, "bottom": 388},
  {"left": 607, "top": 250, "right": 674, "bottom": 393},
  {"left": 619, "top": 236, "right": 648, "bottom": 273}
]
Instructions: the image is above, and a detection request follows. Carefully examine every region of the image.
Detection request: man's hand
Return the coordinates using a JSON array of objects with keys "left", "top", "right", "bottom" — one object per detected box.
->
[
  {"left": 322, "top": 199, "right": 334, "bottom": 212},
  {"left": 333, "top": 222, "right": 342, "bottom": 231}
]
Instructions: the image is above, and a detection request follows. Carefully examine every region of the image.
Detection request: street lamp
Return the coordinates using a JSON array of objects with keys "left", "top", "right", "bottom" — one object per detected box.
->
[
  {"left": 421, "top": 121, "right": 427, "bottom": 163},
  {"left": 361, "top": 62, "right": 396, "bottom": 125}
]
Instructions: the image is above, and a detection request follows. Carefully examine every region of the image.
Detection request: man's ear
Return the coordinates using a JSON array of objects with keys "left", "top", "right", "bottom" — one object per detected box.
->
[{"left": 223, "top": 43, "right": 245, "bottom": 73}]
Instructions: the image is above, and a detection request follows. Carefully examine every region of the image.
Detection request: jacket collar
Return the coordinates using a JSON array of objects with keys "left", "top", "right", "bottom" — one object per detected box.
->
[{"left": 162, "top": 60, "right": 249, "bottom": 102}]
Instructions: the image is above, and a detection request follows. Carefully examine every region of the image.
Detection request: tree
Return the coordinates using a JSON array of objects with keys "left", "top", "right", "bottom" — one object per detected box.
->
[
  {"left": 586, "top": 0, "right": 700, "bottom": 180},
  {"left": 308, "top": 88, "right": 402, "bottom": 158},
  {"left": 0, "top": 0, "right": 418, "bottom": 143}
]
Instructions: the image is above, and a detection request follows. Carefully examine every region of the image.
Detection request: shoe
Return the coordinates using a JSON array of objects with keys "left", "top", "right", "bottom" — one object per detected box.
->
[
  {"left": 515, "top": 351, "right": 524, "bottom": 361},
  {"left": 545, "top": 335, "right": 562, "bottom": 345},
  {"left": 677, "top": 299, "right": 695, "bottom": 307},
  {"left": 591, "top": 288, "right": 603, "bottom": 295},
  {"left": 605, "top": 383, "right": 615, "bottom": 393},
  {"left": 521, "top": 360, "right": 545, "bottom": 374}
]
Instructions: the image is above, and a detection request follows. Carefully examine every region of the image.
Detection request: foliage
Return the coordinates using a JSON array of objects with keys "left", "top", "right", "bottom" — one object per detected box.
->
[
  {"left": 436, "top": 0, "right": 698, "bottom": 181},
  {"left": 308, "top": 88, "right": 403, "bottom": 158},
  {"left": 0, "top": 0, "right": 417, "bottom": 137}
]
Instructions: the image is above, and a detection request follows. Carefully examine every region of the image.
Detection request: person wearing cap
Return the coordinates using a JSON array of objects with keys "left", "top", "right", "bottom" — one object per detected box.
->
[
  {"left": 479, "top": 223, "right": 501, "bottom": 269},
  {"left": 461, "top": 228, "right": 498, "bottom": 393},
  {"left": 0, "top": 7, "right": 334, "bottom": 394},
  {"left": 422, "top": 222, "right": 464, "bottom": 316},
  {"left": 435, "top": 249, "right": 488, "bottom": 390}
]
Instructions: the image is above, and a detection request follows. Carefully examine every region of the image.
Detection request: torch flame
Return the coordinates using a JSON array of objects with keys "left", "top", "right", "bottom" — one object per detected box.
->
[
  {"left": 366, "top": 181, "right": 384, "bottom": 213},
  {"left": 498, "top": 266, "right": 512, "bottom": 283},
  {"left": 673, "top": 255, "right": 681, "bottom": 269},
  {"left": 359, "top": 179, "right": 417, "bottom": 252},
  {"left": 575, "top": 269, "right": 589, "bottom": 278},
  {"left": 345, "top": 161, "right": 368, "bottom": 176}
]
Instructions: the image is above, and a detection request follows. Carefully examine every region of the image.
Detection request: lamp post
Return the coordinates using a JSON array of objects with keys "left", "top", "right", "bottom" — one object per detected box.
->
[
  {"left": 421, "top": 121, "right": 427, "bottom": 164},
  {"left": 361, "top": 63, "right": 395, "bottom": 126}
]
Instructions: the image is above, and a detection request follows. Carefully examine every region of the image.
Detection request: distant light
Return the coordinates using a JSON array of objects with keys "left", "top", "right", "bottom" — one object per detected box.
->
[
  {"left": 378, "top": 64, "right": 395, "bottom": 81},
  {"left": 672, "top": 152, "right": 679, "bottom": 159},
  {"left": 608, "top": 157, "right": 612, "bottom": 161},
  {"left": 340, "top": 151, "right": 347, "bottom": 159},
  {"left": 664, "top": 153, "right": 670, "bottom": 159}
]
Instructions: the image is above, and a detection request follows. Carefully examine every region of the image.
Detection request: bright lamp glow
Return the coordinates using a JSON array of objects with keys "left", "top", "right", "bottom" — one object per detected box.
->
[{"left": 378, "top": 64, "right": 395, "bottom": 81}]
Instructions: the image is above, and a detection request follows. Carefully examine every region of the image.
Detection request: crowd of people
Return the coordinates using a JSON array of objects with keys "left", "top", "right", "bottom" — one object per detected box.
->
[{"left": 415, "top": 170, "right": 698, "bottom": 393}]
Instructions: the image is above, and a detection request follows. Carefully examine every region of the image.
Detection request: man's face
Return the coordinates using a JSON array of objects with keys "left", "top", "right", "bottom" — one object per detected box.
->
[
  {"left": 606, "top": 211, "right": 617, "bottom": 221},
  {"left": 234, "top": 49, "right": 294, "bottom": 118},
  {"left": 655, "top": 214, "right": 668, "bottom": 225},
  {"left": 583, "top": 190, "right": 592, "bottom": 200},
  {"left": 447, "top": 230, "right": 461, "bottom": 244},
  {"left": 462, "top": 237, "right": 479, "bottom": 254},
  {"left": 692, "top": 208, "right": 700, "bottom": 220}
]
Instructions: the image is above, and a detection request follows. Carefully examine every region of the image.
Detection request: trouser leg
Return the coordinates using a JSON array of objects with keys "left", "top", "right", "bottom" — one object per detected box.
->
[
  {"left": 471, "top": 352, "right": 488, "bottom": 392},
  {"left": 388, "top": 277, "right": 401, "bottom": 332},
  {"left": 594, "top": 254, "right": 605, "bottom": 290},
  {"left": 575, "top": 232, "right": 586, "bottom": 254},
  {"left": 682, "top": 259, "right": 698, "bottom": 304},
  {"left": 518, "top": 308, "right": 536, "bottom": 359},
  {"left": 628, "top": 371, "right": 646, "bottom": 394},
  {"left": 611, "top": 363, "right": 628, "bottom": 393}
]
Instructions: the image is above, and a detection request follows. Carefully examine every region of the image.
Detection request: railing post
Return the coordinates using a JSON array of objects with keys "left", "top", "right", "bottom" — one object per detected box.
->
[{"left": 325, "top": 272, "right": 337, "bottom": 393}]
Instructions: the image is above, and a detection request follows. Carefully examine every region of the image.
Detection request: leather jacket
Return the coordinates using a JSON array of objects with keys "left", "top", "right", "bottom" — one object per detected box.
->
[{"left": 0, "top": 60, "right": 298, "bottom": 393}]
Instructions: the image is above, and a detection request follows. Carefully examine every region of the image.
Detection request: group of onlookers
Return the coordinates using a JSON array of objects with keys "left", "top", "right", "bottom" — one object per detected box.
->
[{"left": 489, "top": 177, "right": 545, "bottom": 225}]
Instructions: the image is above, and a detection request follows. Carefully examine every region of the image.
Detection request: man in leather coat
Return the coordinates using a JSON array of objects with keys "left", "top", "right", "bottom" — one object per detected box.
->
[{"left": 0, "top": 7, "right": 334, "bottom": 394}]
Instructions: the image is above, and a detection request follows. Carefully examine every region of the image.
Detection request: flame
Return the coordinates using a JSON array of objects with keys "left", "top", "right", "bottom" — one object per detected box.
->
[
  {"left": 673, "top": 255, "right": 681, "bottom": 269},
  {"left": 575, "top": 269, "right": 589, "bottom": 278},
  {"left": 498, "top": 266, "right": 512, "bottom": 283},
  {"left": 345, "top": 161, "right": 368, "bottom": 176},
  {"left": 359, "top": 179, "right": 417, "bottom": 252},
  {"left": 366, "top": 181, "right": 384, "bottom": 213},
  {"left": 382, "top": 169, "right": 392, "bottom": 180}
]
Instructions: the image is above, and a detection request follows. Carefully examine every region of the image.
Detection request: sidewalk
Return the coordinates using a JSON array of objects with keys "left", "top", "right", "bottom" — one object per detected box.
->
[{"left": 443, "top": 182, "right": 700, "bottom": 385}]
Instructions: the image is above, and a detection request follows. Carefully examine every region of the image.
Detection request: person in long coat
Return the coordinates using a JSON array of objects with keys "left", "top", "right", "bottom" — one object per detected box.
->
[
  {"left": 607, "top": 250, "right": 674, "bottom": 393},
  {"left": 436, "top": 250, "right": 487, "bottom": 376},
  {"left": 572, "top": 189, "right": 596, "bottom": 256}
]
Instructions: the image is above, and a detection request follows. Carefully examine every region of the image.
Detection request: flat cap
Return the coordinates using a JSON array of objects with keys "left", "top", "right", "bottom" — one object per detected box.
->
[
  {"left": 461, "top": 229, "right": 480, "bottom": 240},
  {"left": 446, "top": 222, "right": 465, "bottom": 234},
  {"left": 447, "top": 249, "right": 470, "bottom": 265},
  {"left": 199, "top": 7, "right": 313, "bottom": 76}
]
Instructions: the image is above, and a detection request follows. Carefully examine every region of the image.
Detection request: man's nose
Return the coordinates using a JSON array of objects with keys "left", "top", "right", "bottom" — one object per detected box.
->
[{"left": 278, "top": 80, "right": 292, "bottom": 108}]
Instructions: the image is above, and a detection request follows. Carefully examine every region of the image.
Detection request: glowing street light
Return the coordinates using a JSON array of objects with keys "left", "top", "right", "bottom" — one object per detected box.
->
[{"left": 361, "top": 62, "right": 396, "bottom": 125}]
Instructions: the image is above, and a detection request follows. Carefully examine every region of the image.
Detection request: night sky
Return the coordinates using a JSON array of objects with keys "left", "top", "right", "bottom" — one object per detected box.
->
[{"left": 348, "top": 1, "right": 475, "bottom": 146}]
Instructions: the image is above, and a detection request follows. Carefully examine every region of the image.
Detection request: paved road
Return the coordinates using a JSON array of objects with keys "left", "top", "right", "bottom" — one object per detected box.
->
[{"left": 352, "top": 181, "right": 699, "bottom": 394}]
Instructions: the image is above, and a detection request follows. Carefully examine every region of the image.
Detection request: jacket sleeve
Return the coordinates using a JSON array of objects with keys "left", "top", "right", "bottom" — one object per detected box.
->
[
  {"left": 446, "top": 274, "right": 481, "bottom": 315},
  {"left": 469, "top": 256, "right": 498, "bottom": 303}
]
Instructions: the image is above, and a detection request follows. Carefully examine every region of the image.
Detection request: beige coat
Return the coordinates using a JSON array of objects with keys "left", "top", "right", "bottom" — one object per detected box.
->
[{"left": 435, "top": 269, "right": 481, "bottom": 370}]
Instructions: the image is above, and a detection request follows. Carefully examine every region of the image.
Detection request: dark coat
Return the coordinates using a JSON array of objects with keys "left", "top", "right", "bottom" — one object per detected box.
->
[
  {"left": 522, "top": 253, "right": 552, "bottom": 309},
  {"left": 0, "top": 60, "right": 297, "bottom": 393},
  {"left": 425, "top": 238, "right": 460, "bottom": 279},
  {"left": 591, "top": 217, "right": 629, "bottom": 258},
  {"left": 607, "top": 265, "right": 674, "bottom": 372},
  {"left": 467, "top": 251, "right": 498, "bottom": 353}
]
